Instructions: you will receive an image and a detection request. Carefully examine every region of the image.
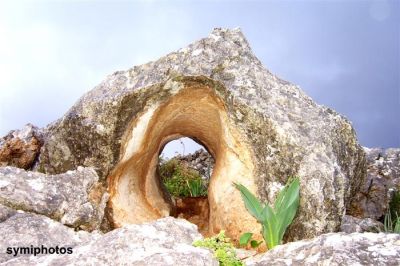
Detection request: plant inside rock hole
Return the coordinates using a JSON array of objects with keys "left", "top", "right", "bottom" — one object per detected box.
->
[
  {"left": 187, "top": 178, "right": 207, "bottom": 197},
  {"left": 159, "top": 156, "right": 207, "bottom": 197},
  {"left": 234, "top": 177, "right": 300, "bottom": 249},
  {"left": 193, "top": 231, "right": 243, "bottom": 266}
]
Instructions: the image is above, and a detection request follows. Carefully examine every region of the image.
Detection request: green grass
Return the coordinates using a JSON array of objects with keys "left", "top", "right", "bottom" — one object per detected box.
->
[{"left": 384, "top": 191, "right": 400, "bottom": 234}]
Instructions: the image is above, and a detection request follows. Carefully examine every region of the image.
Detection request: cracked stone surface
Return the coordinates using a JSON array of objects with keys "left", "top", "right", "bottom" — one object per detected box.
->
[
  {"left": 1, "top": 28, "right": 366, "bottom": 241},
  {"left": 1, "top": 215, "right": 217, "bottom": 266},
  {"left": 0, "top": 166, "right": 108, "bottom": 231},
  {"left": 348, "top": 147, "right": 400, "bottom": 219},
  {"left": 245, "top": 232, "right": 400, "bottom": 266}
]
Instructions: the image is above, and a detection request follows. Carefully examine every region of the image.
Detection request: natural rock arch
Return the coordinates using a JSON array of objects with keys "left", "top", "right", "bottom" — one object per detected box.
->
[
  {"left": 107, "top": 78, "right": 259, "bottom": 237},
  {"left": 36, "top": 28, "right": 366, "bottom": 242}
]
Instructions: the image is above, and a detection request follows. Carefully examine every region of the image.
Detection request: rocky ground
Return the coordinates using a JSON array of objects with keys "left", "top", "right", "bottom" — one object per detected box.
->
[
  {"left": 0, "top": 162, "right": 399, "bottom": 265},
  {"left": 0, "top": 209, "right": 399, "bottom": 265}
]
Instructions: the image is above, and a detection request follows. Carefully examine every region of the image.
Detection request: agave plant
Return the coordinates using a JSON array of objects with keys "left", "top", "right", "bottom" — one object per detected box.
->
[{"left": 234, "top": 177, "right": 300, "bottom": 249}]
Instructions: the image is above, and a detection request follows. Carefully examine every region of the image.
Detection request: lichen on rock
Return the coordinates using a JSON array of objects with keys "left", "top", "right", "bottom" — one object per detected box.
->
[
  {"left": 348, "top": 147, "right": 400, "bottom": 220},
  {"left": 0, "top": 166, "right": 108, "bottom": 231}
]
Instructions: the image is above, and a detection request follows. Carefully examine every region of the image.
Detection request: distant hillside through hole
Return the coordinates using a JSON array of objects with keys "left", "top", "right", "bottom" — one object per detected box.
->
[{"left": 158, "top": 137, "right": 215, "bottom": 235}]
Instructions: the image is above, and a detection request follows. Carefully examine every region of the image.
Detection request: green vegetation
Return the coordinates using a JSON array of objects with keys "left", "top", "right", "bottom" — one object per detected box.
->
[
  {"left": 239, "top": 232, "right": 262, "bottom": 249},
  {"left": 193, "top": 231, "right": 243, "bottom": 266},
  {"left": 384, "top": 191, "right": 400, "bottom": 233},
  {"left": 384, "top": 211, "right": 400, "bottom": 233},
  {"left": 187, "top": 178, "right": 207, "bottom": 197},
  {"left": 234, "top": 177, "right": 300, "bottom": 249},
  {"left": 159, "top": 157, "right": 207, "bottom": 197}
]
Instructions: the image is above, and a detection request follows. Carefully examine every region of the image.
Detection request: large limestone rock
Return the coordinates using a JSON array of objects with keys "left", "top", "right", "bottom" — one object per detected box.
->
[
  {"left": 1, "top": 214, "right": 217, "bottom": 266},
  {"left": 244, "top": 232, "right": 400, "bottom": 266},
  {"left": 32, "top": 28, "right": 366, "bottom": 241},
  {"left": 348, "top": 147, "right": 400, "bottom": 219},
  {"left": 0, "top": 166, "right": 108, "bottom": 231}
]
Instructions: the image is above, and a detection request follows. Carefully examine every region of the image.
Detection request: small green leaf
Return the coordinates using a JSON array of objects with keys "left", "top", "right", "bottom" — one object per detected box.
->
[
  {"left": 250, "top": 240, "right": 263, "bottom": 248},
  {"left": 239, "top": 232, "right": 253, "bottom": 246}
]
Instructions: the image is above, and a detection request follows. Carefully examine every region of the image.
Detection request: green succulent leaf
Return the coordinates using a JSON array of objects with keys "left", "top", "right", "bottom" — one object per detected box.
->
[
  {"left": 274, "top": 177, "right": 300, "bottom": 213},
  {"left": 234, "top": 177, "right": 300, "bottom": 250},
  {"left": 261, "top": 204, "right": 279, "bottom": 249},
  {"left": 233, "top": 183, "right": 264, "bottom": 222}
]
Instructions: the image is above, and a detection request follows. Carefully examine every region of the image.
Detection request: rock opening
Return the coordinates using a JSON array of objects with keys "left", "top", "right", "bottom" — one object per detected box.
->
[
  {"left": 107, "top": 79, "right": 258, "bottom": 239},
  {"left": 158, "top": 141, "right": 215, "bottom": 235}
]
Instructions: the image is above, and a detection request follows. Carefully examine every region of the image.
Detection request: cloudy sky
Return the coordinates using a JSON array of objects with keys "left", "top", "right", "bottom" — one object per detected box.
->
[{"left": 0, "top": 0, "right": 399, "bottom": 156}]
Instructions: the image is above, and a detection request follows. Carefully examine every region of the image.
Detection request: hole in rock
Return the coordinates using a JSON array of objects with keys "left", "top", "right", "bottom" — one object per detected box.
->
[
  {"left": 158, "top": 137, "right": 215, "bottom": 235},
  {"left": 108, "top": 80, "right": 257, "bottom": 241}
]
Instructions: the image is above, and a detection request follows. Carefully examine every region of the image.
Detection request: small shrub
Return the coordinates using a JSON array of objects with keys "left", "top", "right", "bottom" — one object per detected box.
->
[
  {"left": 234, "top": 177, "right": 300, "bottom": 249},
  {"left": 159, "top": 157, "right": 207, "bottom": 197},
  {"left": 193, "top": 231, "right": 243, "bottom": 266}
]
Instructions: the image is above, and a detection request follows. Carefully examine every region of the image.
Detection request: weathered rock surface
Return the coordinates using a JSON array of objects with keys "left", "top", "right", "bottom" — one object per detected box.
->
[
  {"left": 0, "top": 166, "right": 108, "bottom": 231},
  {"left": 16, "top": 28, "right": 365, "bottom": 241},
  {"left": 348, "top": 147, "right": 400, "bottom": 219},
  {"left": 0, "top": 204, "right": 16, "bottom": 223},
  {"left": 1, "top": 215, "right": 217, "bottom": 266},
  {"left": 340, "top": 214, "right": 384, "bottom": 233},
  {"left": 0, "top": 211, "right": 93, "bottom": 264},
  {"left": 245, "top": 232, "right": 400, "bottom": 266},
  {"left": 0, "top": 124, "right": 42, "bottom": 169},
  {"left": 2, "top": 212, "right": 396, "bottom": 266}
]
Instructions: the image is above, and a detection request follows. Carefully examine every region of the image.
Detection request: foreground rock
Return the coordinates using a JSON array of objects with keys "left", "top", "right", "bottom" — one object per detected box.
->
[
  {"left": 245, "top": 232, "right": 400, "bottom": 266},
  {"left": 1, "top": 215, "right": 217, "bottom": 266},
  {"left": 0, "top": 211, "right": 93, "bottom": 264},
  {"left": 348, "top": 147, "right": 400, "bottom": 219},
  {"left": 11, "top": 28, "right": 364, "bottom": 241},
  {"left": 0, "top": 166, "right": 108, "bottom": 230},
  {"left": 0, "top": 124, "right": 42, "bottom": 169},
  {"left": 340, "top": 215, "right": 383, "bottom": 233},
  {"left": 2, "top": 212, "right": 397, "bottom": 266}
]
